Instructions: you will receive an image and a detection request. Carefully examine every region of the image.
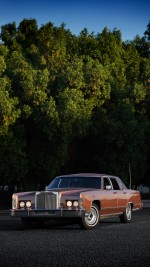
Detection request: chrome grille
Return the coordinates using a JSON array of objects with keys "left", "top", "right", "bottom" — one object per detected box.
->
[{"left": 35, "top": 192, "right": 58, "bottom": 209}]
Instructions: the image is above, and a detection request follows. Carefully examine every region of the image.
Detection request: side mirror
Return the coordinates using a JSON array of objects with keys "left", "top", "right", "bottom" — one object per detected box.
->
[
  {"left": 45, "top": 186, "right": 48, "bottom": 191},
  {"left": 106, "top": 185, "right": 112, "bottom": 190}
]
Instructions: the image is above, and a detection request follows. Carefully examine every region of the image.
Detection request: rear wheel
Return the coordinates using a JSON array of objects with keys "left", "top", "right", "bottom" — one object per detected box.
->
[
  {"left": 79, "top": 203, "right": 100, "bottom": 230},
  {"left": 120, "top": 203, "right": 132, "bottom": 223},
  {"left": 21, "top": 217, "right": 45, "bottom": 229}
]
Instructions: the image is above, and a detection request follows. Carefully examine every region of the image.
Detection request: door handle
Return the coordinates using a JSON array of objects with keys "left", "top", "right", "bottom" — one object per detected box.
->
[{"left": 113, "top": 192, "right": 117, "bottom": 194}]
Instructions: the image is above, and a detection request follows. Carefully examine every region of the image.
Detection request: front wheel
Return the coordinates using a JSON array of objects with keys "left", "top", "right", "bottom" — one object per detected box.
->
[
  {"left": 120, "top": 203, "right": 132, "bottom": 223},
  {"left": 79, "top": 203, "right": 100, "bottom": 230}
]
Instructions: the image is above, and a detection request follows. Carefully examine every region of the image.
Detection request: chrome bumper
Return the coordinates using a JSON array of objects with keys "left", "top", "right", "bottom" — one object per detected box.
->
[{"left": 11, "top": 208, "right": 86, "bottom": 218}]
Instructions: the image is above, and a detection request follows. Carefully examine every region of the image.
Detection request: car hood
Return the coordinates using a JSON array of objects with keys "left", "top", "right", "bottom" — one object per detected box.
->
[
  {"left": 13, "top": 191, "right": 36, "bottom": 197},
  {"left": 47, "top": 188, "right": 99, "bottom": 197},
  {"left": 14, "top": 188, "right": 99, "bottom": 198}
]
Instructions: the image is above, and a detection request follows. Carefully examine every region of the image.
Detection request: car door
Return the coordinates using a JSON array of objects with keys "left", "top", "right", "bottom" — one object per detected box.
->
[
  {"left": 110, "top": 177, "right": 128, "bottom": 213},
  {"left": 101, "top": 177, "right": 118, "bottom": 215}
]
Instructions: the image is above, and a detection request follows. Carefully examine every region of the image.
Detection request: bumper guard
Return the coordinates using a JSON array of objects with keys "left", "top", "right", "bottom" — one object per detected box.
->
[{"left": 11, "top": 208, "right": 86, "bottom": 218}]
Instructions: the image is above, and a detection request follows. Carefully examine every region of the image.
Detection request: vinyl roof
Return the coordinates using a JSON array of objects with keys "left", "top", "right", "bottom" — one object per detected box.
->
[{"left": 56, "top": 173, "right": 118, "bottom": 178}]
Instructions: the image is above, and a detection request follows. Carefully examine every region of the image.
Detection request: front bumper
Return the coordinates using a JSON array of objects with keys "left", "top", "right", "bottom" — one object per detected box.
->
[{"left": 11, "top": 208, "right": 86, "bottom": 218}]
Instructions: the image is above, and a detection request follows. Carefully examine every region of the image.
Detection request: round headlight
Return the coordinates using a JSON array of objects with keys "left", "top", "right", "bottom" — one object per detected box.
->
[
  {"left": 19, "top": 201, "right": 25, "bottom": 208},
  {"left": 73, "top": 201, "right": 79, "bottom": 207},
  {"left": 26, "top": 201, "right": 31, "bottom": 208},
  {"left": 66, "top": 201, "right": 72, "bottom": 207}
]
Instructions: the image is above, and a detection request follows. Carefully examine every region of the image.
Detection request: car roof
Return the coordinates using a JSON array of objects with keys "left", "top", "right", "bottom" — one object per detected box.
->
[{"left": 56, "top": 173, "right": 119, "bottom": 178}]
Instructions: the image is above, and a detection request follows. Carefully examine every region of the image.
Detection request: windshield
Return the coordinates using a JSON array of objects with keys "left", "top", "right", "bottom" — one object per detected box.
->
[{"left": 47, "top": 176, "right": 101, "bottom": 189}]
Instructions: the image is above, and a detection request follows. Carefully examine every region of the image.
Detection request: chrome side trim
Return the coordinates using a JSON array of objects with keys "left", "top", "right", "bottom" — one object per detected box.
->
[
  {"left": 100, "top": 212, "right": 123, "bottom": 217},
  {"left": 101, "top": 206, "right": 126, "bottom": 211}
]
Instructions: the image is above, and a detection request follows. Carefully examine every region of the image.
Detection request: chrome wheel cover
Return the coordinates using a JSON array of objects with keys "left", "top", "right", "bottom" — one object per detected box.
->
[
  {"left": 85, "top": 206, "right": 99, "bottom": 226},
  {"left": 126, "top": 204, "right": 131, "bottom": 220}
]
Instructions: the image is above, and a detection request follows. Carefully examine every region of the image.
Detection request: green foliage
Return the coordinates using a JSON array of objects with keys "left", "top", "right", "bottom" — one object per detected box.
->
[
  {"left": 0, "top": 130, "right": 28, "bottom": 185},
  {"left": 1, "top": 22, "right": 16, "bottom": 45},
  {"left": 144, "top": 20, "right": 150, "bottom": 41},
  {"left": 0, "top": 18, "right": 150, "bottom": 188},
  {"left": 0, "top": 55, "right": 20, "bottom": 135}
]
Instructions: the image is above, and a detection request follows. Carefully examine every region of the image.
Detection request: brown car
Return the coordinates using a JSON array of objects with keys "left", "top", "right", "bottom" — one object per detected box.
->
[{"left": 11, "top": 173, "right": 143, "bottom": 230}]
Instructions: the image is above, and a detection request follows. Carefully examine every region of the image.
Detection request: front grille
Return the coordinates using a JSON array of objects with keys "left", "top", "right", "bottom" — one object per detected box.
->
[{"left": 35, "top": 192, "right": 58, "bottom": 209}]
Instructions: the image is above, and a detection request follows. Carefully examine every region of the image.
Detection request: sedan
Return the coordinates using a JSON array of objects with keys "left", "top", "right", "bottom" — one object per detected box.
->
[{"left": 11, "top": 173, "right": 143, "bottom": 230}]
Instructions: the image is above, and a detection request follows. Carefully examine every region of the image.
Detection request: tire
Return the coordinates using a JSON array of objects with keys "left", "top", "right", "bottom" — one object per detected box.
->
[
  {"left": 120, "top": 203, "right": 132, "bottom": 223},
  {"left": 21, "top": 217, "right": 45, "bottom": 229},
  {"left": 79, "top": 203, "right": 100, "bottom": 230}
]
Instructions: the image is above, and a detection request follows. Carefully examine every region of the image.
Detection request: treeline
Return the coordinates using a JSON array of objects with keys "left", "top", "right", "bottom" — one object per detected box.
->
[{"left": 0, "top": 19, "right": 150, "bottom": 189}]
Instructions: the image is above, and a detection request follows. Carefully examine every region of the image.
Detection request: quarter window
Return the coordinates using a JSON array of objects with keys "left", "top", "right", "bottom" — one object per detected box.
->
[{"left": 110, "top": 178, "right": 120, "bottom": 190}]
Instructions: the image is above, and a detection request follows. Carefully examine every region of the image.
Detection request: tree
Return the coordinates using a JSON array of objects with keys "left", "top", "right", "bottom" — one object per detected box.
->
[
  {"left": 144, "top": 21, "right": 150, "bottom": 41},
  {"left": 0, "top": 18, "right": 150, "bottom": 188},
  {"left": 0, "top": 46, "right": 28, "bottom": 186},
  {"left": 0, "top": 22, "right": 16, "bottom": 45},
  {"left": 0, "top": 51, "right": 20, "bottom": 135}
]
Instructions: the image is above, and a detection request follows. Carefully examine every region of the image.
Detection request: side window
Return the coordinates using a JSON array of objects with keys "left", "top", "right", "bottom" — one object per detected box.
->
[
  {"left": 103, "top": 177, "right": 112, "bottom": 190},
  {"left": 110, "top": 178, "right": 120, "bottom": 190}
]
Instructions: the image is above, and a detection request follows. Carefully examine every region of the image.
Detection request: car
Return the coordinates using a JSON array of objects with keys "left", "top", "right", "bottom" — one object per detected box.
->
[{"left": 11, "top": 173, "right": 143, "bottom": 230}]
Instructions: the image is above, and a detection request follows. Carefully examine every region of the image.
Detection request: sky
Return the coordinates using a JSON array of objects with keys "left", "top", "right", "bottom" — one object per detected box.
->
[{"left": 0, "top": 0, "right": 149, "bottom": 41}]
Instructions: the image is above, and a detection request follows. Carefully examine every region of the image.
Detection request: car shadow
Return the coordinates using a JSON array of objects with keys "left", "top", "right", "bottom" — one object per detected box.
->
[
  {"left": 0, "top": 216, "right": 123, "bottom": 231},
  {"left": 0, "top": 217, "right": 82, "bottom": 231}
]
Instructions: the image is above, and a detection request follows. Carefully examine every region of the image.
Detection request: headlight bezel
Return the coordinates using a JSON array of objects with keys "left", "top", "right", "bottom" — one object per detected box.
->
[
  {"left": 19, "top": 200, "right": 32, "bottom": 209},
  {"left": 66, "top": 200, "right": 80, "bottom": 208}
]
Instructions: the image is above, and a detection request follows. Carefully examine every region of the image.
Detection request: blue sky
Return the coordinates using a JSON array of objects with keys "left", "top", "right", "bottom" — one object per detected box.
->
[{"left": 0, "top": 0, "right": 149, "bottom": 40}]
